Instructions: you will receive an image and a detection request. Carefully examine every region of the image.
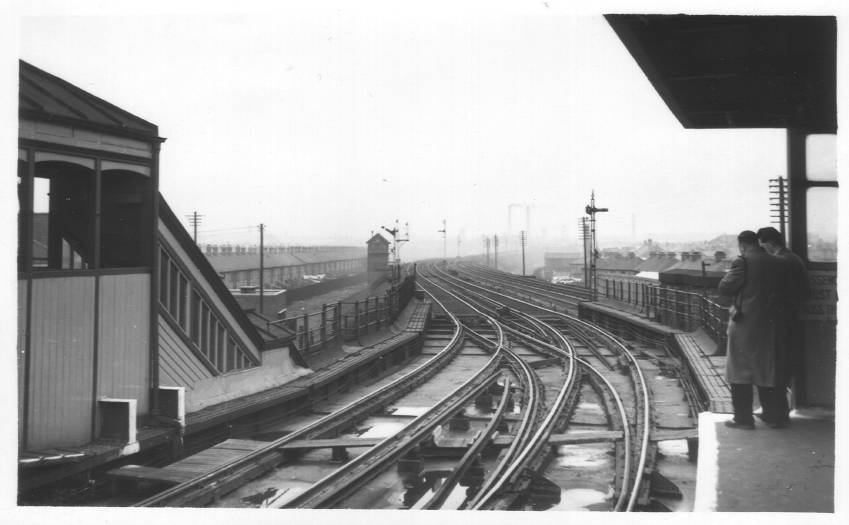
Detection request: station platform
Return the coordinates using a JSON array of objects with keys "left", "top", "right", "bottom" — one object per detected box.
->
[
  {"left": 581, "top": 299, "right": 836, "bottom": 513},
  {"left": 695, "top": 410, "right": 835, "bottom": 512}
]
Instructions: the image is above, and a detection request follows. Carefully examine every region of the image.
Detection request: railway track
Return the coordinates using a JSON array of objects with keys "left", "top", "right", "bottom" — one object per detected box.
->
[
  {"left": 137, "top": 294, "right": 469, "bottom": 507},
  {"left": 422, "top": 263, "right": 653, "bottom": 510},
  {"left": 127, "top": 261, "right": 696, "bottom": 511},
  {"left": 456, "top": 262, "right": 591, "bottom": 311}
]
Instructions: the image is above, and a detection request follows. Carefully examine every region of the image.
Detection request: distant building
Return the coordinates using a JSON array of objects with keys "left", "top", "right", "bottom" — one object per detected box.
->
[
  {"left": 205, "top": 246, "right": 365, "bottom": 289},
  {"left": 659, "top": 251, "right": 732, "bottom": 294},
  {"left": 366, "top": 233, "right": 391, "bottom": 286},
  {"left": 596, "top": 252, "right": 642, "bottom": 275}
]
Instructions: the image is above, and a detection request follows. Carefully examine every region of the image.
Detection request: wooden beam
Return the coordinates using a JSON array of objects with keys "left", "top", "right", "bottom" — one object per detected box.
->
[{"left": 280, "top": 437, "right": 383, "bottom": 450}]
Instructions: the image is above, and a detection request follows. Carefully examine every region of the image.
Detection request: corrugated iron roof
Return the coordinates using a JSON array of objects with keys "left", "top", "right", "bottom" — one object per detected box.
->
[{"left": 19, "top": 60, "right": 159, "bottom": 140}]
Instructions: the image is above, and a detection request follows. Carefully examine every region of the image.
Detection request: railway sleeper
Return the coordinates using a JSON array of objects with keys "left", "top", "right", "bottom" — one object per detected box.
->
[{"left": 169, "top": 450, "right": 286, "bottom": 507}]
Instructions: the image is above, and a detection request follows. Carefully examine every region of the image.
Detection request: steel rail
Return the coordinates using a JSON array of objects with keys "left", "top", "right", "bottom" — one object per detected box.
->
[
  {"left": 280, "top": 280, "right": 507, "bottom": 508},
  {"left": 466, "top": 309, "right": 633, "bottom": 511},
  {"left": 282, "top": 362, "right": 502, "bottom": 508},
  {"left": 432, "top": 274, "right": 582, "bottom": 510},
  {"left": 457, "top": 268, "right": 582, "bottom": 311},
  {"left": 419, "top": 375, "right": 512, "bottom": 509},
  {"left": 417, "top": 272, "right": 545, "bottom": 510},
  {"left": 457, "top": 262, "right": 590, "bottom": 304},
  {"left": 433, "top": 264, "right": 650, "bottom": 511},
  {"left": 137, "top": 295, "right": 466, "bottom": 507}
]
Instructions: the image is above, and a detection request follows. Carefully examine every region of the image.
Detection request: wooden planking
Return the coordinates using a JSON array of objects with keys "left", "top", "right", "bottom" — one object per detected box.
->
[
  {"left": 98, "top": 274, "right": 150, "bottom": 416},
  {"left": 674, "top": 333, "right": 733, "bottom": 414},
  {"left": 18, "top": 281, "right": 28, "bottom": 449},
  {"left": 109, "top": 465, "right": 196, "bottom": 485},
  {"left": 28, "top": 276, "right": 96, "bottom": 450},
  {"left": 651, "top": 428, "right": 699, "bottom": 441},
  {"left": 163, "top": 439, "right": 267, "bottom": 475},
  {"left": 281, "top": 438, "right": 383, "bottom": 450},
  {"left": 404, "top": 302, "right": 431, "bottom": 333},
  {"left": 548, "top": 430, "right": 624, "bottom": 445},
  {"left": 158, "top": 315, "right": 213, "bottom": 388},
  {"left": 19, "top": 119, "right": 154, "bottom": 158},
  {"left": 108, "top": 439, "right": 271, "bottom": 485}
]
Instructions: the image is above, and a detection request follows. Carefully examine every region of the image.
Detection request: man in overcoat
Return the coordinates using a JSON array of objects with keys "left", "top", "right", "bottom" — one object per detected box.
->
[
  {"left": 757, "top": 226, "right": 810, "bottom": 426},
  {"left": 718, "top": 230, "right": 788, "bottom": 429}
]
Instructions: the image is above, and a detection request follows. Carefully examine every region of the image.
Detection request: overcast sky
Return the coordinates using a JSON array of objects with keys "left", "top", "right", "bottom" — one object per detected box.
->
[
  {"left": 2, "top": 0, "right": 847, "bottom": 520},
  {"left": 12, "top": 1, "right": 840, "bottom": 260}
]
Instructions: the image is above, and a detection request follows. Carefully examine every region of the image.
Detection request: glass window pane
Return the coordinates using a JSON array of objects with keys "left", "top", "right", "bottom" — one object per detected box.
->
[
  {"left": 807, "top": 187, "right": 837, "bottom": 262},
  {"left": 226, "top": 336, "right": 235, "bottom": 371},
  {"left": 200, "top": 303, "right": 209, "bottom": 355},
  {"left": 217, "top": 324, "right": 225, "bottom": 371},
  {"left": 100, "top": 171, "right": 151, "bottom": 268},
  {"left": 190, "top": 292, "right": 201, "bottom": 345},
  {"left": 159, "top": 249, "right": 169, "bottom": 306},
  {"left": 31, "top": 176, "right": 50, "bottom": 269},
  {"left": 32, "top": 157, "right": 95, "bottom": 270},
  {"left": 178, "top": 275, "right": 188, "bottom": 328},
  {"left": 169, "top": 262, "right": 179, "bottom": 316},
  {"left": 806, "top": 134, "right": 837, "bottom": 182}
]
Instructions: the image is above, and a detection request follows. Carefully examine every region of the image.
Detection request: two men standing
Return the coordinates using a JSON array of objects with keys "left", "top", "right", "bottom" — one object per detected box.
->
[{"left": 718, "top": 228, "right": 808, "bottom": 429}]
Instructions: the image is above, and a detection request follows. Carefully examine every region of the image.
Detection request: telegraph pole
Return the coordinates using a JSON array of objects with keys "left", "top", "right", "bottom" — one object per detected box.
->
[
  {"left": 519, "top": 230, "right": 527, "bottom": 276},
  {"left": 484, "top": 236, "right": 491, "bottom": 266},
  {"left": 382, "top": 220, "right": 409, "bottom": 284},
  {"left": 585, "top": 191, "right": 608, "bottom": 301},
  {"left": 579, "top": 217, "right": 589, "bottom": 288},
  {"left": 259, "top": 223, "right": 265, "bottom": 313},
  {"left": 493, "top": 235, "right": 499, "bottom": 270},
  {"left": 187, "top": 211, "right": 203, "bottom": 244},
  {"left": 438, "top": 219, "right": 447, "bottom": 266},
  {"left": 769, "top": 177, "right": 788, "bottom": 243},
  {"left": 456, "top": 235, "right": 461, "bottom": 258}
]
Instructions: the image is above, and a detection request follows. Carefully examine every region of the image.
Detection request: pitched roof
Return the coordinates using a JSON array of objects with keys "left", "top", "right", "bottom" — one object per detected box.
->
[
  {"left": 367, "top": 233, "right": 390, "bottom": 245},
  {"left": 596, "top": 255, "right": 642, "bottom": 272},
  {"left": 19, "top": 60, "right": 160, "bottom": 140},
  {"left": 635, "top": 254, "right": 679, "bottom": 272}
]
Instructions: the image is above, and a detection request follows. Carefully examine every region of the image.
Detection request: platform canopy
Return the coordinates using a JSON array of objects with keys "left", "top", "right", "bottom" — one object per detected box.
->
[
  {"left": 605, "top": 15, "right": 836, "bottom": 133},
  {"left": 19, "top": 60, "right": 159, "bottom": 140}
]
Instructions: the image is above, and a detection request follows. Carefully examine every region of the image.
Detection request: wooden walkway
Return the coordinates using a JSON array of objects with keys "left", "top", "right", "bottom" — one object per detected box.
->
[
  {"left": 109, "top": 436, "right": 385, "bottom": 486},
  {"left": 582, "top": 301, "right": 732, "bottom": 414},
  {"left": 675, "top": 331, "right": 733, "bottom": 413},
  {"left": 109, "top": 438, "right": 270, "bottom": 486},
  {"left": 404, "top": 301, "right": 430, "bottom": 332}
]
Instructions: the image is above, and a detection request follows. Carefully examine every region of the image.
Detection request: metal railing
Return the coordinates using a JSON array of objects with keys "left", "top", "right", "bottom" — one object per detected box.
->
[
  {"left": 599, "top": 275, "right": 729, "bottom": 349},
  {"left": 267, "top": 275, "right": 417, "bottom": 353}
]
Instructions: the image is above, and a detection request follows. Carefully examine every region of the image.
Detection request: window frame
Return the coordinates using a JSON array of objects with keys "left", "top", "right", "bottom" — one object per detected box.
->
[{"left": 17, "top": 143, "right": 154, "bottom": 275}]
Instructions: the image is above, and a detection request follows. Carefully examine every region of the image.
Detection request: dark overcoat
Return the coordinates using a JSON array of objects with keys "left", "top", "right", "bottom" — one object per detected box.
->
[
  {"left": 773, "top": 247, "right": 810, "bottom": 383},
  {"left": 718, "top": 246, "right": 787, "bottom": 387}
]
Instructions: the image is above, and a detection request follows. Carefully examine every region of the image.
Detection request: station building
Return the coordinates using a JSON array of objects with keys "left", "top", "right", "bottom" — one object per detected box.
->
[{"left": 16, "top": 60, "right": 307, "bottom": 456}]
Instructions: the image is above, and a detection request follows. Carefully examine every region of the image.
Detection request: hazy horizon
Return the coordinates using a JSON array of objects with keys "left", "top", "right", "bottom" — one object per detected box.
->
[{"left": 14, "top": 4, "right": 837, "bottom": 263}]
